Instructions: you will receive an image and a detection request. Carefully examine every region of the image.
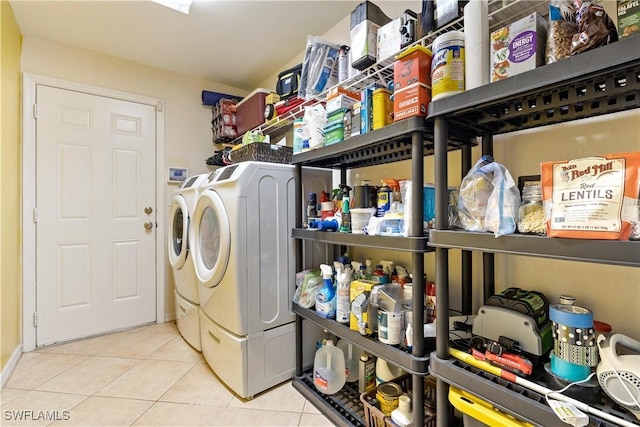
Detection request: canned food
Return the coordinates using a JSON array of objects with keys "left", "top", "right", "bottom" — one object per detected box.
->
[{"left": 376, "top": 381, "right": 402, "bottom": 416}]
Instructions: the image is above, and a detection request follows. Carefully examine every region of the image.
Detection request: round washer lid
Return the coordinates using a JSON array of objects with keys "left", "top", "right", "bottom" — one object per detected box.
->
[
  {"left": 168, "top": 195, "right": 189, "bottom": 270},
  {"left": 192, "top": 189, "right": 230, "bottom": 288}
]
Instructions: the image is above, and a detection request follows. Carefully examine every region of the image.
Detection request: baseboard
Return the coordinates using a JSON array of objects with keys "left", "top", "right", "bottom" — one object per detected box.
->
[
  {"left": 164, "top": 312, "right": 176, "bottom": 322},
  {"left": 1, "top": 344, "right": 23, "bottom": 389}
]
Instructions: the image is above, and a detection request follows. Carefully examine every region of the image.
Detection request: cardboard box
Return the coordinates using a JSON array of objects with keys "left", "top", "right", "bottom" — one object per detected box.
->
[
  {"left": 394, "top": 82, "right": 430, "bottom": 121},
  {"left": 327, "top": 86, "right": 361, "bottom": 101},
  {"left": 326, "top": 94, "right": 360, "bottom": 114},
  {"left": 351, "top": 102, "right": 362, "bottom": 137},
  {"left": 618, "top": 0, "right": 640, "bottom": 39},
  {"left": 350, "top": 1, "right": 391, "bottom": 70},
  {"left": 350, "top": 280, "right": 381, "bottom": 334},
  {"left": 377, "top": 17, "right": 403, "bottom": 62},
  {"left": 490, "top": 13, "right": 548, "bottom": 82},
  {"left": 360, "top": 86, "right": 376, "bottom": 135},
  {"left": 434, "top": 0, "right": 468, "bottom": 29},
  {"left": 393, "top": 45, "right": 432, "bottom": 92}
]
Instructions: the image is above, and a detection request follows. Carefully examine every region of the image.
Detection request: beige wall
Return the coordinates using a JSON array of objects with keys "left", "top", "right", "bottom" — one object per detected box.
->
[
  {"left": 19, "top": 36, "right": 247, "bottom": 321},
  {"left": 1, "top": 0, "right": 23, "bottom": 370}
]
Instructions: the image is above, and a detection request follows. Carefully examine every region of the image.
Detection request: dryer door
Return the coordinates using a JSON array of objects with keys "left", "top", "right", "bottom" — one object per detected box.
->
[
  {"left": 168, "top": 195, "right": 189, "bottom": 270},
  {"left": 192, "top": 189, "right": 230, "bottom": 288}
]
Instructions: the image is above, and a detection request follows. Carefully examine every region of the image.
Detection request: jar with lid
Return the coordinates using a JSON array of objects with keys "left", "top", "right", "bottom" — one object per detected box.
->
[{"left": 517, "top": 185, "right": 546, "bottom": 235}]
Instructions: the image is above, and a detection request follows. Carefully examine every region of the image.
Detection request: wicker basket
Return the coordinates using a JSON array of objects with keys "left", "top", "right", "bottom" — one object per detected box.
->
[
  {"left": 360, "top": 374, "right": 437, "bottom": 427},
  {"left": 229, "top": 142, "right": 292, "bottom": 164}
]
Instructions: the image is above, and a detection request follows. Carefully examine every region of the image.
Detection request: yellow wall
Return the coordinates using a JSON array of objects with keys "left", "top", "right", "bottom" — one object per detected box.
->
[{"left": 1, "top": 0, "right": 23, "bottom": 370}]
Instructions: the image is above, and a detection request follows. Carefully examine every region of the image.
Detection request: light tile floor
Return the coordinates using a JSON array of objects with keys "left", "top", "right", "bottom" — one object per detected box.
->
[{"left": 1, "top": 323, "right": 335, "bottom": 427}]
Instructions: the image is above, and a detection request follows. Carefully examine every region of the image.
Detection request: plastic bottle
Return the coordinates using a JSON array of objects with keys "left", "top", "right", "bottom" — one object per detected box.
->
[
  {"left": 335, "top": 262, "right": 352, "bottom": 324},
  {"left": 339, "top": 184, "right": 352, "bottom": 233},
  {"left": 376, "top": 358, "right": 405, "bottom": 385},
  {"left": 313, "top": 340, "right": 346, "bottom": 395},
  {"left": 377, "top": 180, "right": 392, "bottom": 217},
  {"left": 391, "top": 395, "right": 414, "bottom": 427},
  {"left": 337, "top": 340, "right": 363, "bottom": 383},
  {"left": 317, "top": 329, "right": 338, "bottom": 349},
  {"left": 372, "top": 264, "right": 389, "bottom": 284},
  {"left": 306, "top": 192, "right": 318, "bottom": 222},
  {"left": 358, "top": 352, "right": 377, "bottom": 393},
  {"left": 365, "top": 258, "right": 373, "bottom": 279},
  {"left": 316, "top": 264, "right": 336, "bottom": 319}
]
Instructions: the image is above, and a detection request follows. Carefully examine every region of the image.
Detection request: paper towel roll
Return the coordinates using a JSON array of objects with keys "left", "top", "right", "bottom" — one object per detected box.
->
[{"left": 464, "top": 0, "right": 490, "bottom": 90}]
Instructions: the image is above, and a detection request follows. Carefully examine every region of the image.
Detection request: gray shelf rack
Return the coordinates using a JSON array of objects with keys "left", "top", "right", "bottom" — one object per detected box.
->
[
  {"left": 291, "top": 117, "right": 475, "bottom": 427},
  {"left": 429, "top": 36, "right": 640, "bottom": 427}
]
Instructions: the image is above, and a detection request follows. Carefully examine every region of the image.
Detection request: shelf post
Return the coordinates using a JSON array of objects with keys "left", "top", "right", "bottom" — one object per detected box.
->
[
  {"left": 481, "top": 133, "right": 495, "bottom": 299},
  {"left": 294, "top": 164, "right": 303, "bottom": 377},
  {"left": 461, "top": 142, "right": 473, "bottom": 314},
  {"left": 411, "top": 129, "right": 426, "bottom": 427},
  {"left": 434, "top": 116, "right": 451, "bottom": 427}
]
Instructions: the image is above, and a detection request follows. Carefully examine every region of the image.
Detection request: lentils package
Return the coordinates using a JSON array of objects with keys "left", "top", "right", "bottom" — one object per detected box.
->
[{"left": 541, "top": 152, "right": 640, "bottom": 240}]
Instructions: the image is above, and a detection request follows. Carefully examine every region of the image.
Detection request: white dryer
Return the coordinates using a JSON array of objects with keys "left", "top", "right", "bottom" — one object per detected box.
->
[
  {"left": 167, "top": 173, "right": 209, "bottom": 350},
  {"left": 191, "top": 161, "right": 330, "bottom": 398}
]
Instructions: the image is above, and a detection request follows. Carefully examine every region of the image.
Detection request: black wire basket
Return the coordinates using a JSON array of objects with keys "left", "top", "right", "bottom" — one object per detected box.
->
[{"left": 229, "top": 142, "right": 293, "bottom": 164}]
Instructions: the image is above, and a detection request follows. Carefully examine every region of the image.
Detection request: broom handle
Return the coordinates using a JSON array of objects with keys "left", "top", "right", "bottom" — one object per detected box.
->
[{"left": 449, "top": 348, "right": 637, "bottom": 427}]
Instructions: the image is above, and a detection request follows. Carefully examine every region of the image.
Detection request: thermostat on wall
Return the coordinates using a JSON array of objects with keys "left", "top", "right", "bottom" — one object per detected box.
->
[{"left": 168, "top": 167, "right": 188, "bottom": 183}]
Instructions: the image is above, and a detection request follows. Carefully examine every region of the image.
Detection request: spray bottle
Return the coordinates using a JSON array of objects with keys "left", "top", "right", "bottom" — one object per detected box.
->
[
  {"left": 339, "top": 184, "right": 352, "bottom": 233},
  {"left": 351, "top": 261, "right": 363, "bottom": 280},
  {"left": 316, "top": 264, "right": 336, "bottom": 319},
  {"left": 365, "top": 258, "right": 373, "bottom": 279},
  {"left": 334, "top": 261, "right": 352, "bottom": 324}
]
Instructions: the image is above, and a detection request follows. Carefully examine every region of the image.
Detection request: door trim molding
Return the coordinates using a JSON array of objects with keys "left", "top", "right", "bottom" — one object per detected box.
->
[{"left": 21, "top": 73, "right": 166, "bottom": 351}]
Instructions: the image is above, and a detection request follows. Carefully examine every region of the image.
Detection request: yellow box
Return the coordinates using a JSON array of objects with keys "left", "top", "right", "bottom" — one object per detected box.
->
[{"left": 350, "top": 280, "right": 381, "bottom": 335}]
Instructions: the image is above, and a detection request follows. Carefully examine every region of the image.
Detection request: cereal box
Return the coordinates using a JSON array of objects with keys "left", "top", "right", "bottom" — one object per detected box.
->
[
  {"left": 618, "top": 0, "right": 640, "bottom": 39},
  {"left": 490, "top": 13, "right": 548, "bottom": 82}
]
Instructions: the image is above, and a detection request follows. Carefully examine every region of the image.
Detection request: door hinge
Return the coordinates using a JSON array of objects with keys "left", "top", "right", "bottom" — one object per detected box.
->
[
  {"left": 33, "top": 208, "right": 37, "bottom": 223},
  {"left": 33, "top": 104, "right": 37, "bottom": 119},
  {"left": 33, "top": 312, "right": 38, "bottom": 327}
]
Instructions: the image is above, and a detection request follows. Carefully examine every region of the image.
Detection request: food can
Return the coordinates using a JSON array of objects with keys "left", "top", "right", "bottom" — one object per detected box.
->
[
  {"left": 376, "top": 382, "right": 403, "bottom": 416},
  {"left": 372, "top": 88, "right": 393, "bottom": 130},
  {"left": 378, "top": 310, "right": 404, "bottom": 345},
  {"left": 431, "top": 31, "right": 465, "bottom": 101}
]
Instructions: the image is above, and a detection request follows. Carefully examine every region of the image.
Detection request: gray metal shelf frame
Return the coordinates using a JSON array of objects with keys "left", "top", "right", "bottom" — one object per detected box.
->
[
  {"left": 429, "top": 35, "right": 640, "bottom": 427},
  {"left": 292, "top": 117, "right": 473, "bottom": 427}
]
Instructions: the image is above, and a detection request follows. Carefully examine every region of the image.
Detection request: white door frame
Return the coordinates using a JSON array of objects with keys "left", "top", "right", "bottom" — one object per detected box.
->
[{"left": 22, "top": 73, "right": 166, "bottom": 352}]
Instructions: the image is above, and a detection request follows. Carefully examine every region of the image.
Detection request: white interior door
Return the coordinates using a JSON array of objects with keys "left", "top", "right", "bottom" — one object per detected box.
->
[{"left": 35, "top": 85, "right": 157, "bottom": 346}]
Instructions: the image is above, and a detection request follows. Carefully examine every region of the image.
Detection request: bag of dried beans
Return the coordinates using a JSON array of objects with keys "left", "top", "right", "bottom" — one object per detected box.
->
[{"left": 541, "top": 152, "right": 640, "bottom": 240}]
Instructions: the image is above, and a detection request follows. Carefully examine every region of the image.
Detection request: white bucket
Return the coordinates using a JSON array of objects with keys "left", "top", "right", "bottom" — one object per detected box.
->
[
  {"left": 431, "top": 31, "right": 465, "bottom": 101},
  {"left": 350, "top": 208, "right": 376, "bottom": 234}
]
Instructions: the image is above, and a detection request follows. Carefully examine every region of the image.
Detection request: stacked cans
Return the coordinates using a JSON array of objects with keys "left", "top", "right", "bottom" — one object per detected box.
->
[{"left": 549, "top": 303, "right": 598, "bottom": 381}]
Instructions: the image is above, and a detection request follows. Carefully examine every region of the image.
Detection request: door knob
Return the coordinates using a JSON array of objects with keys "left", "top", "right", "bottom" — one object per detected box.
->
[
  {"left": 144, "top": 206, "right": 153, "bottom": 215},
  {"left": 144, "top": 221, "right": 154, "bottom": 230}
]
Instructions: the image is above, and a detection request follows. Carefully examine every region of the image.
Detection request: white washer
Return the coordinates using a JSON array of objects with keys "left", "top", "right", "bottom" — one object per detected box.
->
[
  {"left": 167, "top": 173, "right": 209, "bottom": 350},
  {"left": 191, "top": 161, "right": 330, "bottom": 398}
]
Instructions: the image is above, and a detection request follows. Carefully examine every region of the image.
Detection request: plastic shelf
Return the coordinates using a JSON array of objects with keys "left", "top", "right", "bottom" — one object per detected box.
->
[
  {"left": 428, "top": 230, "right": 640, "bottom": 267},
  {"left": 293, "top": 370, "right": 366, "bottom": 427},
  {"left": 292, "top": 228, "right": 433, "bottom": 253},
  {"left": 427, "top": 36, "right": 640, "bottom": 135},
  {"left": 293, "top": 304, "right": 431, "bottom": 375},
  {"left": 429, "top": 354, "right": 639, "bottom": 427},
  {"left": 291, "top": 116, "right": 475, "bottom": 169}
]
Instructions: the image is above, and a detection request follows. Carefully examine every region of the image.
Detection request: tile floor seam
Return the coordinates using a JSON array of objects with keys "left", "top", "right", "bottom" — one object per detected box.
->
[{"left": 87, "top": 357, "right": 145, "bottom": 397}]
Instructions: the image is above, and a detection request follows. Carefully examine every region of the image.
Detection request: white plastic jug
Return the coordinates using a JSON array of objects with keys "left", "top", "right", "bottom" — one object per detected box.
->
[
  {"left": 313, "top": 340, "right": 346, "bottom": 394},
  {"left": 337, "top": 340, "right": 364, "bottom": 383}
]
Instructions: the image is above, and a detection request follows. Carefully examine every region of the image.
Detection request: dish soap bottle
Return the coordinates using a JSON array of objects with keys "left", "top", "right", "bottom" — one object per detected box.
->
[
  {"left": 313, "top": 340, "right": 346, "bottom": 395},
  {"left": 315, "top": 264, "right": 336, "bottom": 319},
  {"left": 339, "top": 184, "right": 352, "bottom": 233}
]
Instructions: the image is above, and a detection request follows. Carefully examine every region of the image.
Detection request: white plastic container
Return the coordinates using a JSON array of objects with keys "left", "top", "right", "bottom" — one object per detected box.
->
[
  {"left": 337, "top": 340, "right": 364, "bottom": 383},
  {"left": 313, "top": 340, "right": 346, "bottom": 394},
  {"left": 335, "top": 264, "right": 352, "bottom": 324},
  {"left": 350, "top": 207, "right": 376, "bottom": 234},
  {"left": 376, "top": 358, "right": 405, "bottom": 385},
  {"left": 391, "top": 395, "right": 414, "bottom": 427},
  {"left": 431, "top": 31, "right": 465, "bottom": 101}
]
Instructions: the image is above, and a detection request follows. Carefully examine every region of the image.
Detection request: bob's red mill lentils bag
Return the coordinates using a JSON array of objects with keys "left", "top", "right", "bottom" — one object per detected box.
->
[{"left": 541, "top": 152, "right": 640, "bottom": 240}]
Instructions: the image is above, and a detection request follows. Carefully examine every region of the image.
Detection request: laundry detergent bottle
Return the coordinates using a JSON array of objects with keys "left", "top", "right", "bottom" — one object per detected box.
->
[
  {"left": 313, "top": 340, "right": 346, "bottom": 394},
  {"left": 315, "top": 264, "right": 336, "bottom": 319}
]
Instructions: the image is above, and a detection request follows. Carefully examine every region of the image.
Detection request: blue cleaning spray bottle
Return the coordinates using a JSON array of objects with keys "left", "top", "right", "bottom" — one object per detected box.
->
[{"left": 315, "top": 264, "right": 336, "bottom": 319}]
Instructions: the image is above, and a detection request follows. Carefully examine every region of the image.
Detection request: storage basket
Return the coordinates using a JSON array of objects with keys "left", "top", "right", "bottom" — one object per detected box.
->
[
  {"left": 229, "top": 142, "right": 292, "bottom": 164},
  {"left": 360, "top": 374, "right": 437, "bottom": 427}
]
